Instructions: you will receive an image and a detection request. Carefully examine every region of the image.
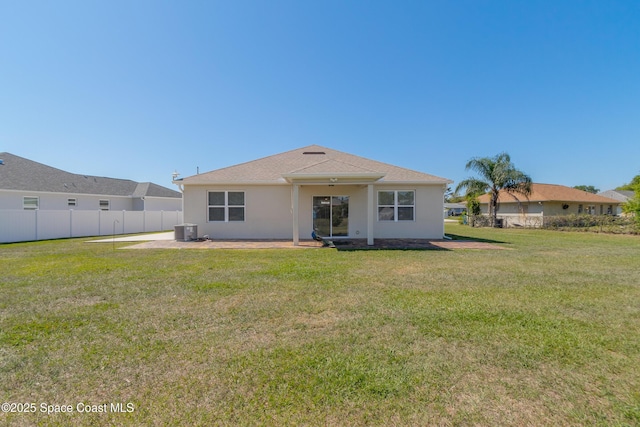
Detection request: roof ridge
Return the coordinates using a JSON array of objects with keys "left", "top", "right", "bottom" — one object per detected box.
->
[
  {"left": 328, "top": 157, "right": 380, "bottom": 173},
  {"left": 186, "top": 145, "right": 329, "bottom": 179},
  {"left": 287, "top": 157, "right": 380, "bottom": 174},
  {"left": 330, "top": 147, "right": 452, "bottom": 180},
  {"left": 288, "top": 158, "right": 331, "bottom": 174},
  {"left": 1, "top": 152, "right": 78, "bottom": 177},
  {"left": 1, "top": 152, "right": 137, "bottom": 183}
]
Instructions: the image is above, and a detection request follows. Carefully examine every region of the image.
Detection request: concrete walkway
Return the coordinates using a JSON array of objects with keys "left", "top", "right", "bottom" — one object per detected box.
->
[{"left": 87, "top": 232, "right": 175, "bottom": 243}]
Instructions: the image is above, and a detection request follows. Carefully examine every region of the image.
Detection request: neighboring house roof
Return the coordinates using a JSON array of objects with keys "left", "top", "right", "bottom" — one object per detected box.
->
[
  {"left": 0, "top": 152, "right": 181, "bottom": 198},
  {"left": 598, "top": 190, "right": 634, "bottom": 202},
  {"left": 132, "top": 182, "right": 183, "bottom": 198},
  {"left": 477, "top": 183, "right": 620, "bottom": 204},
  {"left": 444, "top": 203, "right": 466, "bottom": 209},
  {"left": 179, "top": 145, "right": 452, "bottom": 185}
]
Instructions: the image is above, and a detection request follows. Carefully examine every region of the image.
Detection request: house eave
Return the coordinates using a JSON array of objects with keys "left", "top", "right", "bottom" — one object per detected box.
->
[
  {"left": 180, "top": 180, "right": 292, "bottom": 186},
  {"left": 282, "top": 172, "right": 386, "bottom": 184},
  {"left": 481, "top": 199, "right": 620, "bottom": 205},
  {"left": 0, "top": 188, "right": 182, "bottom": 199},
  {"left": 179, "top": 178, "right": 453, "bottom": 187},
  {"left": 376, "top": 179, "right": 454, "bottom": 186}
]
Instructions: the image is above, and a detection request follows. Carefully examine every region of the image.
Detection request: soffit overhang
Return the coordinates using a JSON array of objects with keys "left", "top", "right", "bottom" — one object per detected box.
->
[{"left": 281, "top": 172, "right": 386, "bottom": 184}]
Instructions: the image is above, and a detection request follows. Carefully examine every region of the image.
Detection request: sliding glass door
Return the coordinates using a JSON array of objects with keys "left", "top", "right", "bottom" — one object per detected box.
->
[{"left": 312, "top": 196, "right": 349, "bottom": 237}]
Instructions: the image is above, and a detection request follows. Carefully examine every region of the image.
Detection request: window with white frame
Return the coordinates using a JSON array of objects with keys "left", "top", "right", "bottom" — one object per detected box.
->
[
  {"left": 378, "top": 190, "right": 415, "bottom": 221},
  {"left": 23, "top": 196, "right": 39, "bottom": 210},
  {"left": 208, "top": 191, "right": 245, "bottom": 222},
  {"left": 99, "top": 200, "right": 110, "bottom": 211}
]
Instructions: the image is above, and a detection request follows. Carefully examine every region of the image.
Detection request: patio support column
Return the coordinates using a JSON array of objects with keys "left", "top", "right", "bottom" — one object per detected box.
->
[
  {"left": 367, "top": 184, "right": 374, "bottom": 245},
  {"left": 292, "top": 183, "right": 299, "bottom": 246}
]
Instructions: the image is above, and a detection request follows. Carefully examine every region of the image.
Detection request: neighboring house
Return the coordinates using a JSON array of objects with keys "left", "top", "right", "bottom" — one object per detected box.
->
[
  {"left": 0, "top": 152, "right": 182, "bottom": 211},
  {"left": 175, "top": 145, "right": 452, "bottom": 245},
  {"left": 598, "top": 190, "right": 634, "bottom": 215},
  {"left": 444, "top": 203, "right": 466, "bottom": 216},
  {"left": 476, "top": 183, "right": 620, "bottom": 227}
]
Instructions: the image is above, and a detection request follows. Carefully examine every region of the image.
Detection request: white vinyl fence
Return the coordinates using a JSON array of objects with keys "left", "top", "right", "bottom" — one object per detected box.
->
[{"left": 0, "top": 210, "right": 183, "bottom": 243}]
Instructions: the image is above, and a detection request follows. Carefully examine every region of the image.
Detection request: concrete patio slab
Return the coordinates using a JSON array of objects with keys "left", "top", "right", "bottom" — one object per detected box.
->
[
  {"left": 86, "top": 231, "right": 505, "bottom": 250},
  {"left": 114, "top": 238, "right": 505, "bottom": 250}
]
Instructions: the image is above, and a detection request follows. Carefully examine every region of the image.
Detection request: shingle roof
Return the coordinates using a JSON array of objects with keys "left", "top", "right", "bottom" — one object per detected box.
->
[
  {"left": 0, "top": 152, "right": 180, "bottom": 198},
  {"left": 477, "top": 183, "right": 620, "bottom": 204},
  {"left": 180, "top": 145, "right": 452, "bottom": 185},
  {"left": 598, "top": 190, "right": 634, "bottom": 202},
  {"left": 132, "top": 182, "right": 183, "bottom": 198}
]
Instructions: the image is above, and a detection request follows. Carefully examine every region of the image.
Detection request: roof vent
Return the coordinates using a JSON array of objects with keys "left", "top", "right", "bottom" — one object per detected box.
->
[{"left": 303, "top": 151, "right": 326, "bottom": 155}]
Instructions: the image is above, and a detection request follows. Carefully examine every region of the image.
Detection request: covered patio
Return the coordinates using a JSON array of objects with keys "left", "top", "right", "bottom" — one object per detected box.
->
[{"left": 285, "top": 169, "right": 385, "bottom": 246}]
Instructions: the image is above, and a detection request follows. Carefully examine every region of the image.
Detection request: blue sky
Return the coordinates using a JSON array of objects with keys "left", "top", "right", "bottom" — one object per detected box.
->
[{"left": 2, "top": 0, "right": 639, "bottom": 192}]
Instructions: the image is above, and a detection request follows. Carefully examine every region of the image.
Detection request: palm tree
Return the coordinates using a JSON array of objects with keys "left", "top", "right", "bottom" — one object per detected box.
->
[{"left": 456, "top": 153, "right": 532, "bottom": 226}]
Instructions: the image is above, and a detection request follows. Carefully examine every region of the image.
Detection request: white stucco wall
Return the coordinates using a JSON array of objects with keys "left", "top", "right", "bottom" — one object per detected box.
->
[
  {"left": 141, "top": 196, "right": 182, "bottom": 212},
  {"left": 182, "top": 183, "right": 446, "bottom": 240},
  {"left": 0, "top": 190, "right": 181, "bottom": 212},
  {"left": 0, "top": 190, "right": 134, "bottom": 210},
  {"left": 541, "top": 201, "right": 615, "bottom": 216},
  {"left": 373, "top": 185, "right": 445, "bottom": 239},
  {"left": 182, "top": 185, "right": 293, "bottom": 239}
]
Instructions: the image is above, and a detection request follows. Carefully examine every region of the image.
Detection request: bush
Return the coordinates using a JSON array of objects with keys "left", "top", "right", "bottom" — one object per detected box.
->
[
  {"left": 467, "top": 197, "right": 481, "bottom": 216},
  {"left": 543, "top": 214, "right": 638, "bottom": 234},
  {"left": 622, "top": 187, "right": 640, "bottom": 226},
  {"left": 469, "top": 215, "right": 492, "bottom": 227}
]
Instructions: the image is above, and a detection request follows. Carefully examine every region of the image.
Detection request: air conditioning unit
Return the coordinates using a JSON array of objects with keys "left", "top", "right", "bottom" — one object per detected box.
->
[{"left": 174, "top": 224, "right": 198, "bottom": 241}]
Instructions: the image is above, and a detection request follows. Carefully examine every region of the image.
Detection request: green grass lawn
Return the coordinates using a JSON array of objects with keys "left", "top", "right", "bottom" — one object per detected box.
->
[{"left": 1, "top": 224, "right": 639, "bottom": 426}]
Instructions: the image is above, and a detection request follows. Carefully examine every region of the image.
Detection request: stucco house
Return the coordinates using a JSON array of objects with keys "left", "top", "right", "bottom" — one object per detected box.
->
[
  {"left": 174, "top": 145, "right": 452, "bottom": 245},
  {"left": 444, "top": 202, "right": 466, "bottom": 216},
  {"left": 0, "top": 152, "right": 182, "bottom": 211},
  {"left": 476, "top": 183, "right": 620, "bottom": 227}
]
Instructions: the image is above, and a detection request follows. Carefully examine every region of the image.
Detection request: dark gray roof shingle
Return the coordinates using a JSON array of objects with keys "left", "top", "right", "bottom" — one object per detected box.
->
[
  {"left": 598, "top": 190, "right": 634, "bottom": 202},
  {"left": 0, "top": 152, "right": 180, "bottom": 198}
]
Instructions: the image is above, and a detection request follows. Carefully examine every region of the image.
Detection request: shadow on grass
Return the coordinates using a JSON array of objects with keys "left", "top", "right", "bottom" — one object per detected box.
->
[
  {"left": 332, "top": 239, "right": 451, "bottom": 252},
  {"left": 444, "top": 233, "right": 509, "bottom": 244}
]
